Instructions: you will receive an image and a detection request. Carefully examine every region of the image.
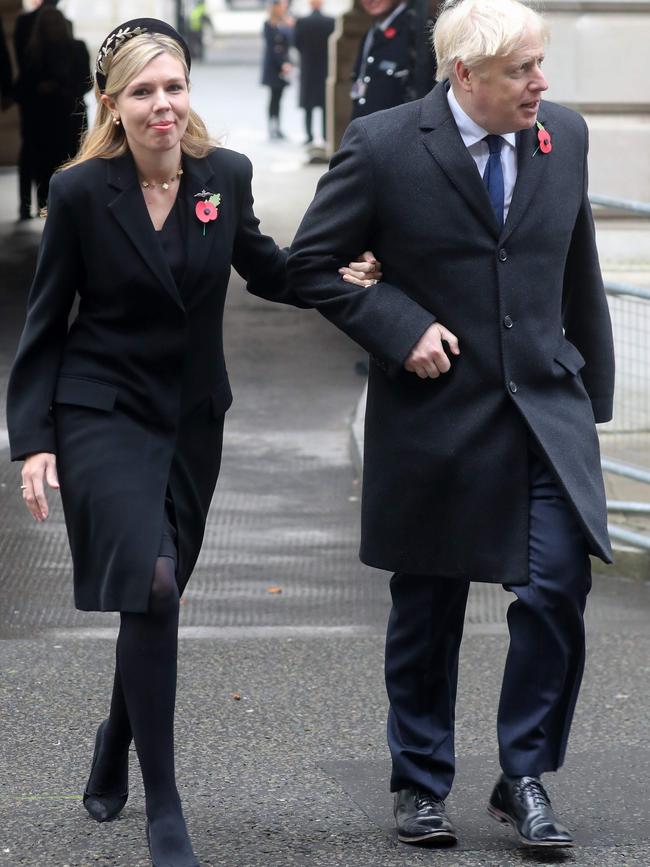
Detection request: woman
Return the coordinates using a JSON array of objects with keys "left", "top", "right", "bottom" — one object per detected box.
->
[
  {"left": 261, "top": 0, "right": 293, "bottom": 140},
  {"left": 13, "top": 6, "right": 91, "bottom": 211},
  {"left": 7, "top": 18, "right": 379, "bottom": 867}
]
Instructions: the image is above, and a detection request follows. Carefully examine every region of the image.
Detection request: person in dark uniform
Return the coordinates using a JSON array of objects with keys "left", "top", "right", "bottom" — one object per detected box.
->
[
  {"left": 294, "top": 0, "right": 335, "bottom": 144},
  {"left": 7, "top": 17, "right": 378, "bottom": 867},
  {"left": 261, "top": 0, "right": 293, "bottom": 139},
  {"left": 351, "top": 0, "right": 436, "bottom": 120}
]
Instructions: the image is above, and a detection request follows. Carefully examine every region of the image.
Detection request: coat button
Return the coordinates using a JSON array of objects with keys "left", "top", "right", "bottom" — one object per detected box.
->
[
  {"left": 498, "top": 248, "right": 508, "bottom": 262},
  {"left": 363, "top": 75, "right": 371, "bottom": 83},
  {"left": 503, "top": 315, "right": 513, "bottom": 328},
  {"left": 359, "top": 97, "right": 366, "bottom": 105},
  {"left": 509, "top": 380, "right": 518, "bottom": 393},
  {"left": 367, "top": 56, "right": 374, "bottom": 63},
  {"left": 387, "top": 68, "right": 394, "bottom": 75}
]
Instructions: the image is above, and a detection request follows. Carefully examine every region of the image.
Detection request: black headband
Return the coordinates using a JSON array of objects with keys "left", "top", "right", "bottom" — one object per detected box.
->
[{"left": 95, "top": 18, "right": 192, "bottom": 92}]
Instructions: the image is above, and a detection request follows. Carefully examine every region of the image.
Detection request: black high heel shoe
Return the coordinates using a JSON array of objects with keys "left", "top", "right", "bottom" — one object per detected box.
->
[
  {"left": 146, "top": 817, "right": 200, "bottom": 867},
  {"left": 83, "top": 720, "right": 129, "bottom": 822}
]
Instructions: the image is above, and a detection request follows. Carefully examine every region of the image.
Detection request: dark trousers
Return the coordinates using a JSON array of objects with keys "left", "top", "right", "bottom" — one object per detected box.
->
[
  {"left": 385, "top": 449, "right": 592, "bottom": 798},
  {"left": 304, "top": 106, "right": 326, "bottom": 141},
  {"left": 268, "top": 86, "right": 284, "bottom": 120}
]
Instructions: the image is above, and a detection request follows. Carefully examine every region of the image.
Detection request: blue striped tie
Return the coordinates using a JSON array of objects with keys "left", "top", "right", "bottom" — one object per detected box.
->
[{"left": 483, "top": 134, "right": 504, "bottom": 226}]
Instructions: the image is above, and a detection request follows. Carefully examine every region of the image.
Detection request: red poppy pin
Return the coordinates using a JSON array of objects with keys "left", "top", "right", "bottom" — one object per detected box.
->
[
  {"left": 194, "top": 190, "right": 221, "bottom": 235},
  {"left": 533, "top": 121, "right": 552, "bottom": 156},
  {"left": 384, "top": 26, "right": 397, "bottom": 39}
]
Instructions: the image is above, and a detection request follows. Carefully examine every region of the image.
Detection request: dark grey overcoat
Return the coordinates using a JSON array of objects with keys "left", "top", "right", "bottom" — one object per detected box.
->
[
  {"left": 293, "top": 10, "right": 335, "bottom": 110},
  {"left": 287, "top": 83, "right": 615, "bottom": 583},
  {"left": 7, "top": 148, "right": 295, "bottom": 612}
]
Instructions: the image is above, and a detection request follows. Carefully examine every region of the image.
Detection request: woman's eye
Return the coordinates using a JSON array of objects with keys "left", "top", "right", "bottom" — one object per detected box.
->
[{"left": 132, "top": 88, "right": 149, "bottom": 97}]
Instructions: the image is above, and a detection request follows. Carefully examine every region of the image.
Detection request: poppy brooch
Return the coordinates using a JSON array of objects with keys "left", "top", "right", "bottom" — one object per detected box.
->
[
  {"left": 533, "top": 121, "right": 552, "bottom": 157},
  {"left": 194, "top": 190, "right": 222, "bottom": 235}
]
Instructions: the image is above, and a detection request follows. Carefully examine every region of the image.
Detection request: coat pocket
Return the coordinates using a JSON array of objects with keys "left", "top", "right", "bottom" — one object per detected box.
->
[
  {"left": 553, "top": 340, "right": 586, "bottom": 376},
  {"left": 53, "top": 376, "right": 118, "bottom": 411}
]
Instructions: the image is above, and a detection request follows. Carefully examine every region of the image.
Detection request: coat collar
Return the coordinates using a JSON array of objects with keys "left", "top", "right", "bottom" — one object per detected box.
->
[
  {"left": 106, "top": 151, "right": 219, "bottom": 309},
  {"left": 419, "top": 82, "right": 550, "bottom": 241}
]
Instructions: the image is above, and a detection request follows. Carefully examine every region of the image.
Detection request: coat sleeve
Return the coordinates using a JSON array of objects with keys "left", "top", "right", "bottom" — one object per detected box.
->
[
  {"left": 287, "top": 120, "right": 436, "bottom": 375},
  {"left": 231, "top": 155, "right": 308, "bottom": 308},
  {"left": 6, "top": 173, "right": 82, "bottom": 460},
  {"left": 561, "top": 121, "right": 615, "bottom": 424}
]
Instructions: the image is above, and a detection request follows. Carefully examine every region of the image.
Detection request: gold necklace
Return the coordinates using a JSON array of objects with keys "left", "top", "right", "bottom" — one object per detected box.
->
[{"left": 140, "top": 167, "right": 184, "bottom": 191}]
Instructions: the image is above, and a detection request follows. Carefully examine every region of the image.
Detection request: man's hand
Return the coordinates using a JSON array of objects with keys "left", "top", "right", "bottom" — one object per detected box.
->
[
  {"left": 405, "top": 323, "right": 460, "bottom": 379},
  {"left": 21, "top": 452, "right": 59, "bottom": 522},
  {"left": 339, "top": 250, "right": 383, "bottom": 288}
]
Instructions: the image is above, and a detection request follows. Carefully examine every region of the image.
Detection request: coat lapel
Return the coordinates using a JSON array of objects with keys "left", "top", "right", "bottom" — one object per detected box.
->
[
  {"left": 107, "top": 154, "right": 184, "bottom": 309},
  {"left": 500, "top": 115, "right": 551, "bottom": 244},
  {"left": 177, "top": 155, "right": 220, "bottom": 295},
  {"left": 419, "top": 84, "right": 502, "bottom": 238}
]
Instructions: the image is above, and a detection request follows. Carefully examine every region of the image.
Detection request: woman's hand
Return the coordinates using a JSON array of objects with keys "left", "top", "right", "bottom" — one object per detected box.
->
[
  {"left": 339, "top": 250, "right": 383, "bottom": 287},
  {"left": 21, "top": 452, "right": 59, "bottom": 522}
]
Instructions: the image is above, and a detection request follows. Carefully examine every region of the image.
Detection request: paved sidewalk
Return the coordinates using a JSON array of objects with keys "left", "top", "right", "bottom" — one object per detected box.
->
[{"left": 1, "top": 64, "right": 649, "bottom": 867}]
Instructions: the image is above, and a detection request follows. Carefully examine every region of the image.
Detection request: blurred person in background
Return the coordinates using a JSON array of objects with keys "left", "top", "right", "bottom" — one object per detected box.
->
[
  {"left": 14, "top": 5, "right": 91, "bottom": 213},
  {"left": 351, "top": 0, "right": 437, "bottom": 120},
  {"left": 187, "top": 0, "right": 215, "bottom": 61},
  {"left": 294, "top": 0, "right": 334, "bottom": 145},
  {"left": 7, "top": 17, "right": 379, "bottom": 866},
  {"left": 0, "top": 17, "right": 13, "bottom": 110},
  {"left": 262, "top": 0, "right": 293, "bottom": 140},
  {"left": 13, "top": 0, "right": 71, "bottom": 218}
]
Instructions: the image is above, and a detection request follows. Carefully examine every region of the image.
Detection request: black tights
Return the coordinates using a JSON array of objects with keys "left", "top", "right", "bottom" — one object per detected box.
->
[{"left": 89, "top": 557, "right": 195, "bottom": 862}]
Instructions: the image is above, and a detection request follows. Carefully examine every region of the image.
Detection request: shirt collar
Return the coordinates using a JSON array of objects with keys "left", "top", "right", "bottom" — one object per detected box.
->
[{"left": 447, "top": 85, "right": 517, "bottom": 150}]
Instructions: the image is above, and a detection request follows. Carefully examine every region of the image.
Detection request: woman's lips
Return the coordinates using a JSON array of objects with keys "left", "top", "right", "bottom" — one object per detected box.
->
[{"left": 150, "top": 121, "right": 175, "bottom": 130}]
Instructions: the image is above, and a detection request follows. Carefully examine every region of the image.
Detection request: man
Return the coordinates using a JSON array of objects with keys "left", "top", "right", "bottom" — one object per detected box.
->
[
  {"left": 294, "top": 0, "right": 335, "bottom": 144},
  {"left": 288, "top": 0, "right": 614, "bottom": 849},
  {"left": 350, "top": 0, "right": 436, "bottom": 119}
]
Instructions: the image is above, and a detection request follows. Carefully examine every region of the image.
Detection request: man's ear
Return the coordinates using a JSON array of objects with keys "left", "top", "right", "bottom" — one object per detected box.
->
[{"left": 453, "top": 59, "right": 473, "bottom": 93}]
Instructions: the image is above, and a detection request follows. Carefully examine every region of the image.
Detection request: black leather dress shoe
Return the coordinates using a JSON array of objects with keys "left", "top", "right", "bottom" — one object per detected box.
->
[
  {"left": 83, "top": 721, "right": 129, "bottom": 822},
  {"left": 394, "top": 788, "right": 458, "bottom": 845},
  {"left": 488, "top": 774, "right": 573, "bottom": 848}
]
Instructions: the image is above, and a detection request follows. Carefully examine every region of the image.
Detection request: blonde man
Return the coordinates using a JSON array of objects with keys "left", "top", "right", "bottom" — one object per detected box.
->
[{"left": 289, "top": 0, "right": 614, "bottom": 849}]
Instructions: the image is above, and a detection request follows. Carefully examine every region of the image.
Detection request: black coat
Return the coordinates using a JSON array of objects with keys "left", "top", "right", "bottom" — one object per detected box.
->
[
  {"left": 351, "top": 5, "right": 436, "bottom": 120},
  {"left": 0, "top": 19, "right": 12, "bottom": 99},
  {"left": 288, "top": 84, "right": 615, "bottom": 583},
  {"left": 261, "top": 21, "right": 291, "bottom": 89},
  {"left": 7, "top": 148, "right": 296, "bottom": 612},
  {"left": 294, "top": 10, "right": 335, "bottom": 110}
]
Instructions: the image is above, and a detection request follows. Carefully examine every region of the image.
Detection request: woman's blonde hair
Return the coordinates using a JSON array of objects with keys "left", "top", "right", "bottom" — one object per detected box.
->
[
  {"left": 433, "top": 0, "right": 549, "bottom": 82},
  {"left": 63, "top": 32, "right": 217, "bottom": 170}
]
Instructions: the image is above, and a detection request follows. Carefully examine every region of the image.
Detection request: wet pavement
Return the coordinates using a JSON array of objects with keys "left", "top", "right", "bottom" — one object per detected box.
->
[{"left": 1, "top": 63, "right": 649, "bottom": 867}]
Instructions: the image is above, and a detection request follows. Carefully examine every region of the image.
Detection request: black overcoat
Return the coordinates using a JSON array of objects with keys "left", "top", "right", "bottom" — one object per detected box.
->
[
  {"left": 293, "top": 10, "right": 335, "bottom": 110},
  {"left": 261, "top": 21, "right": 291, "bottom": 89},
  {"left": 7, "top": 148, "right": 295, "bottom": 612},
  {"left": 288, "top": 83, "right": 615, "bottom": 583}
]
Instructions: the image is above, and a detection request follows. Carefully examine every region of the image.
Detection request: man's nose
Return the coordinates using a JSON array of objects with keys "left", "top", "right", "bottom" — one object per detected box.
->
[{"left": 531, "top": 67, "right": 548, "bottom": 92}]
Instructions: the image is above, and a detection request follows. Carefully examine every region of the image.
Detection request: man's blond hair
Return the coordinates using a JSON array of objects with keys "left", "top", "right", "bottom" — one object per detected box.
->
[{"left": 433, "top": 0, "right": 549, "bottom": 82}]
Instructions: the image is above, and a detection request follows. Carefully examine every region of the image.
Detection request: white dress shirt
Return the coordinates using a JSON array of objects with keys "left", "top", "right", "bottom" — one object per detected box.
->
[{"left": 446, "top": 86, "right": 518, "bottom": 221}]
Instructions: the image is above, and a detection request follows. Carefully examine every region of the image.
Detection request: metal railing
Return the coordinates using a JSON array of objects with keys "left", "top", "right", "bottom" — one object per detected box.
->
[{"left": 591, "top": 193, "right": 650, "bottom": 550}]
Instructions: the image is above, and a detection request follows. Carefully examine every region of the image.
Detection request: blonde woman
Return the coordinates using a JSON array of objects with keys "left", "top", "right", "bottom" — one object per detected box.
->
[{"left": 7, "top": 18, "right": 379, "bottom": 866}]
